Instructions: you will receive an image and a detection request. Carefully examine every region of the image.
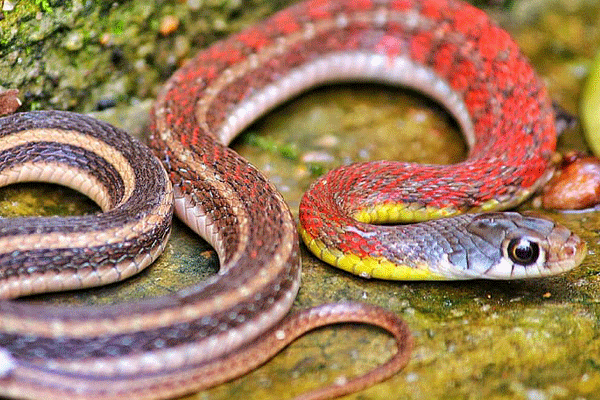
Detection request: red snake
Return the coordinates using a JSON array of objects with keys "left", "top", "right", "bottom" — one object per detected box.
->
[{"left": 0, "top": 0, "right": 586, "bottom": 399}]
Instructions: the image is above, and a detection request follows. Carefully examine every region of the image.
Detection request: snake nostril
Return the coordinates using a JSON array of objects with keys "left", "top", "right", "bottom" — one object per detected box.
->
[
  {"left": 562, "top": 244, "right": 577, "bottom": 258},
  {"left": 564, "top": 245, "right": 575, "bottom": 258}
]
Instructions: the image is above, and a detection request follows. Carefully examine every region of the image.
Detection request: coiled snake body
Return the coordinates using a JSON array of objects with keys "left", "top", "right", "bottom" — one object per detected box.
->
[{"left": 0, "top": 0, "right": 587, "bottom": 399}]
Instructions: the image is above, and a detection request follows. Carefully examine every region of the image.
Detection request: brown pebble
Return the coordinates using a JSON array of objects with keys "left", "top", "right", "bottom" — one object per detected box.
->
[
  {"left": 542, "top": 152, "right": 600, "bottom": 210},
  {"left": 159, "top": 15, "right": 180, "bottom": 36},
  {"left": 0, "top": 89, "right": 21, "bottom": 116}
]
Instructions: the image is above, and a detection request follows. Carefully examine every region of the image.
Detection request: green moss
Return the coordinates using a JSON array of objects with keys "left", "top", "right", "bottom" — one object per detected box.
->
[
  {"left": 0, "top": 0, "right": 293, "bottom": 112},
  {"left": 0, "top": 183, "right": 97, "bottom": 217},
  {"left": 243, "top": 131, "right": 299, "bottom": 160},
  {"left": 34, "top": 0, "right": 53, "bottom": 14},
  {"left": 307, "top": 163, "right": 327, "bottom": 176}
]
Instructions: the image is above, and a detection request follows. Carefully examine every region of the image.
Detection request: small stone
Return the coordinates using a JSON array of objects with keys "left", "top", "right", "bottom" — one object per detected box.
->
[
  {"left": 159, "top": 15, "right": 180, "bottom": 36},
  {"left": 0, "top": 89, "right": 21, "bottom": 116},
  {"left": 301, "top": 151, "right": 335, "bottom": 164},
  {"left": 542, "top": 152, "right": 600, "bottom": 210},
  {"left": 99, "top": 33, "right": 113, "bottom": 46},
  {"left": 63, "top": 32, "right": 84, "bottom": 51},
  {"left": 315, "top": 134, "right": 339, "bottom": 148},
  {"left": 2, "top": 1, "right": 14, "bottom": 11},
  {"left": 187, "top": 0, "right": 202, "bottom": 10}
]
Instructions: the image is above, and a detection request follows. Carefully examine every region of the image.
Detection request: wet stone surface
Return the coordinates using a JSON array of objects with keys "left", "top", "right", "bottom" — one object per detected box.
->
[{"left": 1, "top": 0, "right": 600, "bottom": 399}]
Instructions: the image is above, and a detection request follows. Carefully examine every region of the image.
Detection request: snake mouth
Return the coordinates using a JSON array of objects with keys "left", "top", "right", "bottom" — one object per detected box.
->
[{"left": 546, "top": 226, "right": 587, "bottom": 275}]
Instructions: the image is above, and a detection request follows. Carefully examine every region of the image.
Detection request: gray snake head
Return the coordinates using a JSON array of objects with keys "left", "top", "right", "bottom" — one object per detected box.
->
[{"left": 463, "top": 212, "right": 586, "bottom": 279}]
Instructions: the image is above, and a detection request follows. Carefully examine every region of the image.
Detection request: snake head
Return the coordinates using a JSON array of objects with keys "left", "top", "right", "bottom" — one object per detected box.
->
[{"left": 464, "top": 212, "right": 586, "bottom": 279}]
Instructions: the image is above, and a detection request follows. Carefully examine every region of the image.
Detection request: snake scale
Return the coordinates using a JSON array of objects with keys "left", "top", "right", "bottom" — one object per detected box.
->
[{"left": 0, "top": 0, "right": 587, "bottom": 399}]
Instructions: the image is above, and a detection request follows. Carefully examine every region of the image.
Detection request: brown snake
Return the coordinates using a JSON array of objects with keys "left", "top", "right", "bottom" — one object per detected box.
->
[
  {"left": 0, "top": 0, "right": 417, "bottom": 397},
  {"left": 0, "top": 0, "right": 588, "bottom": 399},
  {"left": 0, "top": 109, "right": 411, "bottom": 400}
]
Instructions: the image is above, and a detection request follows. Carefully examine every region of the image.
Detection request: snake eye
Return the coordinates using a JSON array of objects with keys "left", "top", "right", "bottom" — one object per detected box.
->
[{"left": 507, "top": 238, "right": 540, "bottom": 265}]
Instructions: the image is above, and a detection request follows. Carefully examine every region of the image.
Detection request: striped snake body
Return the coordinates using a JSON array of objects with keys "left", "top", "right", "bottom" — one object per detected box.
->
[{"left": 0, "top": 0, "right": 587, "bottom": 399}]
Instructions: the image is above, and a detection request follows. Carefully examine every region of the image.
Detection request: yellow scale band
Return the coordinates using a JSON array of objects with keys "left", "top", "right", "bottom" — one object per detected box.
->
[
  {"left": 353, "top": 199, "right": 502, "bottom": 224},
  {"left": 299, "top": 226, "right": 445, "bottom": 280}
]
